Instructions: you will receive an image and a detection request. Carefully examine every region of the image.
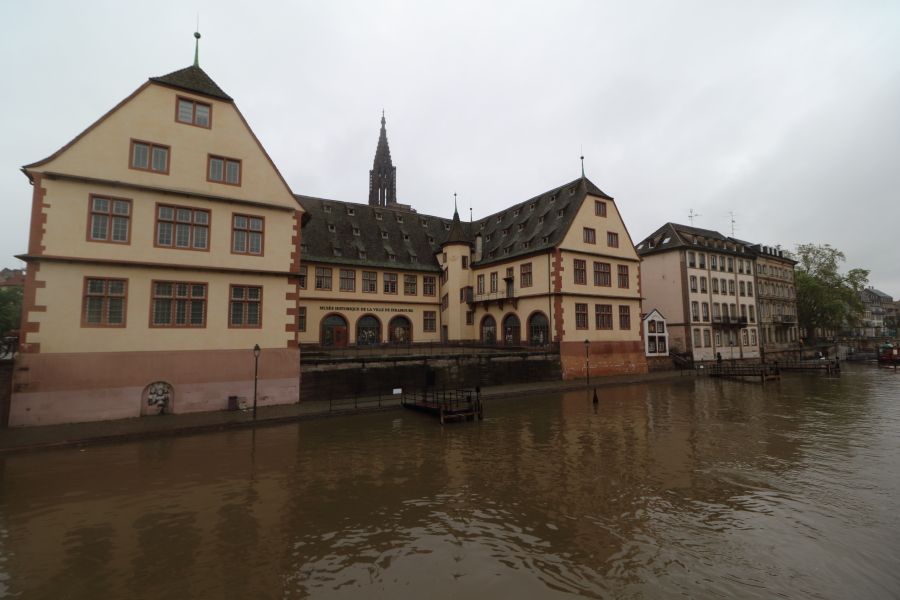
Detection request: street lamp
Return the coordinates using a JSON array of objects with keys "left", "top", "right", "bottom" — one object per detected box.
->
[
  {"left": 252, "top": 344, "right": 261, "bottom": 420},
  {"left": 584, "top": 339, "right": 590, "bottom": 386}
]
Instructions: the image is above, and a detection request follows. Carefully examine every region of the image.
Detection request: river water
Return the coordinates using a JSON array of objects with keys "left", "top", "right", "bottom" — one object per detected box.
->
[{"left": 1, "top": 365, "right": 899, "bottom": 599}]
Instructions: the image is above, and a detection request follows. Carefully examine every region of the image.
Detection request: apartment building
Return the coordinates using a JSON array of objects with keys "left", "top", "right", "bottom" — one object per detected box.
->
[{"left": 748, "top": 245, "right": 799, "bottom": 358}]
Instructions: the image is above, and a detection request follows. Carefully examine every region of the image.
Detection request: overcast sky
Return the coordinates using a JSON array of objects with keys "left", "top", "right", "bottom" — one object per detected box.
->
[{"left": 3, "top": 0, "right": 899, "bottom": 294}]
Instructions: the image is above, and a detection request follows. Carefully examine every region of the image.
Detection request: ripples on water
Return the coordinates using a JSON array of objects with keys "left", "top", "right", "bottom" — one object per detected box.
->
[{"left": 1, "top": 365, "right": 899, "bottom": 599}]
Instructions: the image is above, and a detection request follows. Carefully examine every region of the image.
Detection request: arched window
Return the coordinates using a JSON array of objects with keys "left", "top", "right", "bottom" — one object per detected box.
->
[
  {"left": 528, "top": 312, "right": 549, "bottom": 346},
  {"left": 481, "top": 315, "right": 497, "bottom": 344},
  {"left": 321, "top": 314, "right": 348, "bottom": 347},
  {"left": 388, "top": 315, "right": 412, "bottom": 344},
  {"left": 356, "top": 315, "right": 380, "bottom": 345},
  {"left": 502, "top": 313, "right": 521, "bottom": 345}
]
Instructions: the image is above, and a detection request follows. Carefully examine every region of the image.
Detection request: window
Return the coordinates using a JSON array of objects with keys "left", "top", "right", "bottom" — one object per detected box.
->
[
  {"left": 340, "top": 269, "right": 356, "bottom": 291},
  {"left": 575, "top": 303, "right": 588, "bottom": 329},
  {"left": 404, "top": 274, "right": 417, "bottom": 295},
  {"left": 747, "top": 282, "right": 753, "bottom": 296},
  {"left": 232, "top": 214, "right": 264, "bottom": 255},
  {"left": 477, "top": 274, "right": 485, "bottom": 295},
  {"left": 607, "top": 232, "right": 619, "bottom": 247},
  {"left": 700, "top": 277, "right": 707, "bottom": 293},
  {"left": 595, "top": 304, "right": 612, "bottom": 329},
  {"left": 423, "top": 311, "right": 436, "bottom": 332},
  {"left": 751, "top": 329, "right": 757, "bottom": 346},
  {"left": 749, "top": 305, "right": 756, "bottom": 323},
  {"left": 384, "top": 273, "right": 398, "bottom": 294},
  {"left": 594, "top": 262, "right": 611, "bottom": 286},
  {"left": 688, "top": 251, "right": 696, "bottom": 267},
  {"left": 742, "top": 330, "right": 749, "bottom": 346},
  {"left": 209, "top": 155, "right": 242, "bottom": 186},
  {"left": 727, "top": 257, "right": 734, "bottom": 272},
  {"left": 490, "top": 272, "right": 498, "bottom": 293},
  {"left": 689, "top": 276, "right": 698, "bottom": 292},
  {"left": 703, "top": 329, "right": 711, "bottom": 347},
  {"left": 699, "top": 254, "right": 706, "bottom": 268},
  {"left": 423, "top": 275, "right": 436, "bottom": 296},
  {"left": 521, "top": 263, "right": 533, "bottom": 288},
  {"left": 691, "top": 301, "right": 700, "bottom": 321},
  {"left": 156, "top": 205, "right": 209, "bottom": 250},
  {"left": 702, "top": 302, "right": 709, "bottom": 321},
  {"left": 619, "top": 305, "right": 631, "bottom": 330},
  {"left": 130, "top": 140, "right": 169, "bottom": 173},
  {"left": 712, "top": 278, "right": 719, "bottom": 294},
  {"left": 151, "top": 281, "right": 206, "bottom": 327},
  {"left": 583, "top": 228, "right": 596, "bottom": 244},
  {"left": 82, "top": 278, "right": 127, "bottom": 327},
  {"left": 177, "top": 97, "right": 211, "bottom": 127},
  {"left": 88, "top": 195, "right": 130, "bottom": 243},
  {"left": 298, "top": 266, "right": 307, "bottom": 289},
  {"left": 298, "top": 306, "right": 306, "bottom": 332},
  {"left": 740, "top": 281, "right": 746, "bottom": 296},
  {"left": 595, "top": 200, "right": 607, "bottom": 217},
  {"left": 462, "top": 256, "right": 469, "bottom": 269},
  {"left": 229, "top": 285, "right": 262, "bottom": 328},
  {"left": 693, "top": 328, "right": 702, "bottom": 348},
  {"left": 574, "top": 259, "right": 587, "bottom": 284},
  {"left": 617, "top": 265, "right": 629, "bottom": 288},
  {"left": 362, "top": 271, "right": 377, "bottom": 293},
  {"left": 728, "top": 280, "right": 735, "bottom": 295},
  {"left": 710, "top": 255, "right": 718, "bottom": 270},
  {"left": 315, "top": 267, "right": 332, "bottom": 290},
  {"left": 441, "top": 294, "right": 449, "bottom": 310}
]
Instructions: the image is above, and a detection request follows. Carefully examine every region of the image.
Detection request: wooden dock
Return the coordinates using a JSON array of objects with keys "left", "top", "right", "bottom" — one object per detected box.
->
[
  {"left": 707, "top": 363, "right": 781, "bottom": 383},
  {"left": 777, "top": 359, "right": 841, "bottom": 374},
  {"left": 401, "top": 388, "right": 483, "bottom": 424}
]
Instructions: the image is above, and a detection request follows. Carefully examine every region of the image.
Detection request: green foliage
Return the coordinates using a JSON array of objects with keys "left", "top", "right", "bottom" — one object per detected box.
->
[
  {"left": 0, "top": 286, "right": 23, "bottom": 335},
  {"left": 794, "top": 243, "right": 868, "bottom": 337}
]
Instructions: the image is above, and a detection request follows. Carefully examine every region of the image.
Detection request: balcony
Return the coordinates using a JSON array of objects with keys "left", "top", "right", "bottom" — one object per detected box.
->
[
  {"left": 711, "top": 315, "right": 748, "bottom": 327},
  {"left": 776, "top": 315, "right": 796, "bottom": 324},
  {"left": 472, "top": 285, "right": 517, "bottom": 309}
]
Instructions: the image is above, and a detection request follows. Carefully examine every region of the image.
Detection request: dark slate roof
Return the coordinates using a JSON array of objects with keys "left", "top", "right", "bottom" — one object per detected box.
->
[
  {"left": 472, "top": 177, "right": 612, "bottom": 266},
  {"left": 296, "top": 176, "right": 614, "bottom": 270},
  {"left": 635, "top": 222, "right": 753, "bottom": 257},
  {"left": 149, "top": 65, "right": 232, "bottom": 101},
  {"left": 295, "top": 195, "right": 447, "bottom": 272}
]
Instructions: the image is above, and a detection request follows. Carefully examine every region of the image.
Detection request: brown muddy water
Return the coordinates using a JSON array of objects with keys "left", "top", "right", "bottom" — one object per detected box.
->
[{"left": 1, "top": 365, "right": 899, "bottom": 599}]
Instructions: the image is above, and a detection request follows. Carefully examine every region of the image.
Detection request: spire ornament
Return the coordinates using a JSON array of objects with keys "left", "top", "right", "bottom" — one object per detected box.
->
[{"left": 193, "top": 31, "right": 201, "bottom": 67}]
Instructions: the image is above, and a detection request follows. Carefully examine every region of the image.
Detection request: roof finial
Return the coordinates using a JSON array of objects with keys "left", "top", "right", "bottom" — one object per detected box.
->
[
  {"left": 453, "top": 192, "right": 458, "bottom": 215},
  {"left": 381, "top": 109, "right": 386, "bottom": 127},
  {"left": 580, "top": 145, "right": 585, "bottom": 178},
  {"left": 193, "top": 30, "right": 201, "bottom": 67}
]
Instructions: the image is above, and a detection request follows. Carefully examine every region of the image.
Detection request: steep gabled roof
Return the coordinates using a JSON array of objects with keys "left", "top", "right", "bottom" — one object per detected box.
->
[
  {"left": 149, "top": 65, "right": 232, "bottom": 101},
  {"left": 442, "top": 209, "right": 471, "bottom": 247},
  {"left": 472, "top": 177, "right": 613, "bottom": 266}
]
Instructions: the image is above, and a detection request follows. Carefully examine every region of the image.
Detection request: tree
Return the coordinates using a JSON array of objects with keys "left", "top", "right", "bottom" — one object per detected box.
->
[
  {"left": 794, "top": 243, "right": 868, "bottom": 340},
  {"left": 0, "top": 285, "right": 23, "bottom": 335}
]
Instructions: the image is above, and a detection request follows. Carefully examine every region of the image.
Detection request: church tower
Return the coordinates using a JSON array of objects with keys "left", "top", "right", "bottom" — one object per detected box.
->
[{"left": 369, "top": 113, "right": 397, "bottom": 206}]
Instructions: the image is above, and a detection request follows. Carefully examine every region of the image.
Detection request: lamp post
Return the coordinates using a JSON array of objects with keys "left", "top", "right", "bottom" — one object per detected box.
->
[
  {"left": 252, "top": 344, "right": 261, "bottom": 420},
  {"left": 584, "top": 339, "right": 590, "bottom": 386}
]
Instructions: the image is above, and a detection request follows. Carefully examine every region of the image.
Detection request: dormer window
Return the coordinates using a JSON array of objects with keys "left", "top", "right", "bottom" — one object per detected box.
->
[
  {"left": 550, "top": 193, "right": 558, "bottom": 202},
  {"left": 489, "top": 250, "right": 496, "bottom": 258},
  {"left": 518, "top": 223, "right": 525, "bottom": 231},
  {"left": 403, "top": 234, "right": 410, "bottom": 241},
  {"left": 513, "top": 209, "right": 520, "bottom": 216},
  {"left": 444, "top": 223, "right": 450, "bottom": 231},
  {"left": 396, "top": 215, "right": 404, "bottom": 223},
  {"left": 557, "top": 209, "right": 564, "bottom": 218},
  {"left": 353, "top": 227, "right": 360, "bottom": 236},
  {"left": 358, "top": 250, "right": 367, "bottom": 259},
  {"left": 421, "top": 218, "right": 428, "bottom": 226},
  {"left": 503, "top": 248, "right": 510, "bottom": 255},
  {"left": 333, "top": 247, "right": 342, "bottom": 257},
  {"left": 486, "top": 234, "right": 492, "bottom": 242},
  {"left": 523, "top": 241, "right": 531, "bottom": 249},
  {"left": 375, "top": 212, "right": 382, "bottom": 220},
  {"left": 300, "top": 243, "right": 308, "bottom": 252},
  {"left": 502, "top": 228, "right": 509, "bottom": 236},
  {"left": 323, "top": 205, "right": 332, "bottom": 213},
  {"left": 381, "top": 231, "right": 388, "bottom": 239},
  {"left": 428, "top": 236, "right": 435, "bottom": 244},
  {"left": 538, "top": 216, "right": 545, "bottom": 224},
  {"left": 568, "top": 186, "right": 575, "bottom": 195},
  {"left": 529, "top": 203, "right": 535, "bottom": 211},
  {"left": 542, "top": 236, "right": 550, "bottom": 243},
  {"left": 328, "top": 224, "right": 336, "bottom": 232},
  {"left": 411, "top": 256, "right": 419, "bottom": 264},
  {"left": 388, "top": 253, "right": 396, "bottom": 262},
  {"left": 347, "top": 207, "right": 355, "bottom": 216}
]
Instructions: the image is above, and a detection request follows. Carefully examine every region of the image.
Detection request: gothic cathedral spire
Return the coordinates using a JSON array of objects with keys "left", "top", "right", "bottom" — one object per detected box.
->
[{"left": 369, "top": 112, "right": 397, "bottom": 206}]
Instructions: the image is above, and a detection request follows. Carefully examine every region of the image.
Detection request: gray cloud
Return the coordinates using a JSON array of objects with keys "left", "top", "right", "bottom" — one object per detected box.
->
[{"left": 2, "top": 0, "right": 898, "bottom": 294}]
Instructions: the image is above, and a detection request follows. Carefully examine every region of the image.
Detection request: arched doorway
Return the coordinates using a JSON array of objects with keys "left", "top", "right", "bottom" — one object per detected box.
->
[
  {"left": 528, "top": 312, "right": 549, "bottom": 346},
  {"left": 321, "top": 314, "right": 348, "bottom": 347},
  {"left": 388, "top": 315, "right": 412, "bottom": 344},
  {"left": 502, "top": 313, "right": 520, "bottom": 345},
  {"left": 356, "top": 315, "right": 381, "bottom": 345},
  {"left": 481, "top": 315, "right": 497, "bottom": 344}
]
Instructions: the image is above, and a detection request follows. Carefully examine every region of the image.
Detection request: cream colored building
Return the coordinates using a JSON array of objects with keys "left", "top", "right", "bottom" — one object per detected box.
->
[
  {"left": 749, "top": 245, "right": 799, "bottom": 358},
  {"left": 12, "top": 62, "right": 303, "bottom": 426},
  {"left": 637, "top": 224, "right": 760, "bottom": 362},
  {"left": 297, "top": 121, "right": 647, "bottom": 378}
]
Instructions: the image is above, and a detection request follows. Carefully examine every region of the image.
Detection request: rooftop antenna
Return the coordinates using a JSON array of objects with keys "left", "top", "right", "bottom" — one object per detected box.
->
[
  {"left": 469, "top": 197, "right": 472, "bottom": 223},
  {"left": 729, "top": 211, "right": 737, "bottom": 237},
  {"left": 688, "top": 208, "right": 700, "bottom": 226},
  {"left": 193, "top": 18, "right": 201, "bottom": 67}
]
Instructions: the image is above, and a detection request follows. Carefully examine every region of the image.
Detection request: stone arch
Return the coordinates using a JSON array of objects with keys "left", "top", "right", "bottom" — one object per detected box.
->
[
  {"left": 320, "top": 313, "right": 349, "bottom": 347},
  {"left": 527, "top": 311, "right": 549, "bottom": 346},
  {"left": 356, "top": 314, "right": 382, "bottom": 345},
  {"left": 501, "top": 312, "right": 521, "bottom": 345},
  {"left": 480, "top": 314, "right": 497, "bottom": 344},
  {"left": 388, "top": 315, "right": 412, "bottom": 344}
]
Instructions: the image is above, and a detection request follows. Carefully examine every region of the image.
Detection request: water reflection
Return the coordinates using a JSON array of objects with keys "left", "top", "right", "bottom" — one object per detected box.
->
[{"left": 1, "top": 366, "right": 899, "bottom": 599}]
